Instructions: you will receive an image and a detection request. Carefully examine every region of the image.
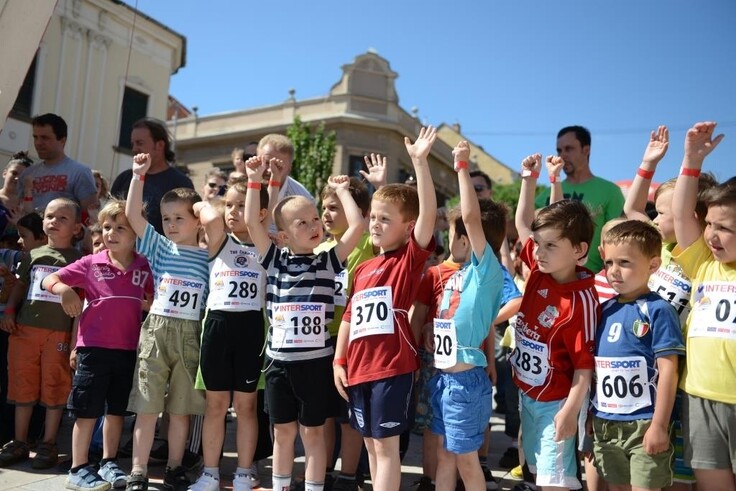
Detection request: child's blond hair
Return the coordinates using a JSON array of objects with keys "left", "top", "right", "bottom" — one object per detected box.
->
[{"left": 258, "top": 134, "right": 294, "bottom": 162}]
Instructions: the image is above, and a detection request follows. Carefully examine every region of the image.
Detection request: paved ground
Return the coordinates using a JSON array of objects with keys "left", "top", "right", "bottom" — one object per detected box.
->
[{"left": 0, "top": 411, "right": 528, "bottom": 490}]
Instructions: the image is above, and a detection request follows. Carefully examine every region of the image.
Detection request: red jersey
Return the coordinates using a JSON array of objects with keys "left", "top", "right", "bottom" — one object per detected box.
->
[
  {"left": 344, "top": 233, "right": 434, "bottom": 385},
  {"left": 416, "top": 260, "right": 462, "bottom": 321},
  {"left": 511, "top": 239, "right": 599, "bottom": 401}
]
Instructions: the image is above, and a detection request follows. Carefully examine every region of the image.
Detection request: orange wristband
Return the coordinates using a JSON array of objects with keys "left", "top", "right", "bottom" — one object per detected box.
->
[
  {"left": 680, "top": 167, "right": 701, "bottom": 178},
  {"left": 521, "top": 169, "right": 540, "bottom": 179},
  {"left": 637, "top": 168, "right": 655, "bottom": 180},
  {"left": 332, "top": 357, "right": 347, "bottom": 367},
  {"left": 268, "top": 180, "right": 282, "bottom": 188},
  {"left": 550, "top": 175, "right": 559, "bottom": 184},
  {"left": 247, "top": 182, "right": 262, "bottom": 190}
]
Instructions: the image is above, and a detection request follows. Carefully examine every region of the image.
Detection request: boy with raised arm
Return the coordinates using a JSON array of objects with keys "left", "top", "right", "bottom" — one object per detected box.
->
[
  {"left": 513, "top": 154, "right": 600, "bottom": 490},
  {"left": 244, "top": 157, "right": 364, "bottom": 491},
  {"left": 333, "top": 126, "right": 438, "bottom": 491}
]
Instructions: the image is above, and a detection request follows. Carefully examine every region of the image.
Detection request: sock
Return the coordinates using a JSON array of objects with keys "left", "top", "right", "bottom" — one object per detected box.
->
[
  {"left": 99, "top": 458, "right": 116, "bottom": 467},
  {"left": 235, "top": 467, "right": 249, "bottom": 476},
  {"left": 203, "top": 467, "right": 220, "bottom": 480},
  {"left": 131, "top": 464, "right": 148, "bottom": 476},
  {"left": 71, "top": 463, "right": 89, "bottom": 474},
  {"left": 336, "top": 473, "right": 355, "bottom": 481},
  {"left": 272, "top": 474, "right": 291, "bottom": 491},
  {"left": 304, "top": 480, "right": 324, "bottom": 491}
]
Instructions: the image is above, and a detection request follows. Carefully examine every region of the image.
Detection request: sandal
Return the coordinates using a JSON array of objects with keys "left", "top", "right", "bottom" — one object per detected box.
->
[{"left": 125, "top": 473, "right": 148, "bottom": 491}]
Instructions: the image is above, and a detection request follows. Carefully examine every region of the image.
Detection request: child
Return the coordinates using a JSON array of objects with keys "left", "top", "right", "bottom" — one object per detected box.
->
[
  {"left": 592, "top": 220, "right": 684, "bottom": 490},
  {"left": 333, "top": 126, "right": 439, "bottom": 491},
  {"left": 671, "top": 122, "right": 735, "bottom": 489},
  {"left": 188, "top": 180, "right": 270, "bottom": 491},
  {"left": 0, "top": 198, "right": 84, "bottom": 469},
  {"left": 429, "top": 141, "right": 506, "bottom": 491},
  {"left": 43, "top": 200, "right": 154, "bottom": 490},
  {"left": 244, "top": 156, "right": 364, "bottom": 491},
  {"left": 124, "top": 153, "right": 209, "bottom": 491},
  {"left": 89, "top": 223, "right": 106, "bottom": 254},
  {"left": 513, "top": 153, "right": 600, "bottom": 490}
]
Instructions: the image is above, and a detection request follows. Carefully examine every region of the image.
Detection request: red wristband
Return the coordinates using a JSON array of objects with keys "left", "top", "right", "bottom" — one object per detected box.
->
[
  {"left": 454, "top": 160, "right": 468, "bottom": 172},
  {"left": 521, "top": 169, "right": 540, "bottom": 179},
  {"left": 247, "top": 182, "right": 262, "bottom": 190},
  {"left": 332, "top": 357, "right": 347, "bottom": 367},
  {"left": 680, "top": 167, "right": 701, "bottom": 178},
  {"left": 637, "top": 168, "right": 655, "bottom": 180},
  {"left": 268, "top": 180, "right": 282, "bottom": 188},
  {"left": 133, "top": 174, "right": 145, "bottom": 182},
  {"left": 550, "top": 175, "right": 559, "bottom": 184},
  {"left": 23, "top": 196, "right": 33, "bottom": 202},
  {"left": 46, "top": 281, "right": 58, "bottom": 294},
  {"left": 4, "top": 307, "right": 15, "bottom": 315}
]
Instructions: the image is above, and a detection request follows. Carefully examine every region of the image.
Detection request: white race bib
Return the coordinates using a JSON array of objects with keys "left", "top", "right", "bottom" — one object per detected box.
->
[
  {"left": 349, "top": 286, "right": 393, "bottom": 341},
  {"left": 510, "top": 335, "right": 549, "bottom": 387},
  {"left": 593, "top": 356, "right": 650, "bottom": 414},
  {"left": 271, "top": 302, "right": 326, "bottom": 348},
  {"left": 334, "top": 270, "right": 348, "bottom": 307},
  {"left": 433, "top": 318, "right": 458, "bottom": 369},
  {"left": 649, "top": 268, "right": 691, "bottom": 323},
  {"left": 150, "top": 273, "right": 206, "bottom": 321},
  {"left": 688, "top": 282, "right": 736, "bottom": 340},
  {"left": 209, "top": 270, "right": 263, "bottom": 311},
  {"left": 28, "top": 265, "right": 61, "bottom": 303}
]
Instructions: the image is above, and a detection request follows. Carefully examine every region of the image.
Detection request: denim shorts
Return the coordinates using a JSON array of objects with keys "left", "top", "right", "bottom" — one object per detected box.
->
[{"left": 430, "top": 367, "right": 491, "bottom": 454}]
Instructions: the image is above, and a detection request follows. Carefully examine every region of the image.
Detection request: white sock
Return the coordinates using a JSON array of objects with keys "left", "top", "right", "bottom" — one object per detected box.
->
[
  {"left": 304, "top": 480, "right": 324, "bottom": 491},
  {"left": 203, "top": 467, "right": 219, "bottom": 480},
  {"left": 272, "top": 474, "right": 291, "bottom": 491}
]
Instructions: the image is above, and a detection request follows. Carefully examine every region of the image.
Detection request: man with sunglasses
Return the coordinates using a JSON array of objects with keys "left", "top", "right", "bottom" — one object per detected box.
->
[{"left": 470, "top": 170, "right": 493, "bottom": 199}]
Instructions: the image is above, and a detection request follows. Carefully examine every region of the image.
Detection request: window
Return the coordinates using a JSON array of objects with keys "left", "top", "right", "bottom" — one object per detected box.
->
[
  {"left": 11, "top": 55, "right": 37, "bottom": 119},
  {"left": 117, "top": 87, "right": 149, "bottom": 150},
  {"left": 348, "top": 155, "right": 365, "bottom": 178}
]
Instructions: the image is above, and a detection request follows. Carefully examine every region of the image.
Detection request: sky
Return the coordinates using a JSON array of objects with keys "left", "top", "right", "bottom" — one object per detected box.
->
[{"left": 129, "top": 0, "right": 736, "bottom": 185}]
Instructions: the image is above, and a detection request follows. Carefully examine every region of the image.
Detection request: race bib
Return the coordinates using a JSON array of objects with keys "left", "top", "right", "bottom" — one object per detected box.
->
[
  {"left": 433, "top": 318, "right": 457, "bottom": 369},
  {"left": 349, "top": 286, "right": 393, "bottom": 341},
  {"left": 688, "top": 281, "right": 736, "bottom": 340},
  {"left": 593, "top": 356, "right": 650, "bottom": 414},
  {"left": 649, "top": 268, "right": 691, "bottom": 323},
  {"left": 510, "top": 335, "right": 549, "bottom": 387},
  {"left": 334, "top": 270, "right": 348, "bottom": 307},
  {"left": 209, "top": 269, "right": 263, "bottom": 311},
  {"left": 150, "top": 273, "right": 206, "bottom": 321},
  {"left": 28, "top": 265, "right": 62, "bottom": 303},
  {"left": 271, "top": 302, "right": 326, "bottom": 348}
]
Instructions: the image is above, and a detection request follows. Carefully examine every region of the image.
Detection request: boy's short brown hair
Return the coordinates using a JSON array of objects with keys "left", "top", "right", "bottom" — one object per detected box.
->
[
  {"left": 88, "top": 222, "right": 102, "bottom": 236},
  {"left": 47, "top": 197, "right": 81, "bottom": 223},
  {"left": 258, "top": 134, "right": 294, "bottom": 161},
  {"left": 161, "top": 188, "right": 201, "bottom": 214},
  {"left": 372, "top": 184, "right": 419, "bottom": 222},
  {"left": 603, "top": 220, "right": 662, "bottom": 259},
  {"left": 532, "top": 200, "right": 594, "bottom": 250},
  {"left": 273, "top": 195, "right": 315, "bottom": 231},
  {"left": 231, "top": 178, "right": 269, "bottom": 210},
  {"left": 97, "top": 199, "right": 128, "bottom": 225},
  {"left": 447, "top": 199, "right": 508, "bottom": 256},
  {"left": 702, "top": 176, "right": 736, "bottom": 209},
  {"left": 655, "top": 173, "right": 718, "bottom": 228},
  {"left": 320, "top": 177, "right": 371, "bottom": 217},
  {"left": 599, "top": 217, "right": 628, "bottom": 245}
]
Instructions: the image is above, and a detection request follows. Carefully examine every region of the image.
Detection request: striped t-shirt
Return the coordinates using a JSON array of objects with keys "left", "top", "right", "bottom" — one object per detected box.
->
[
  {"left": 137, "top": 223, "right": 209, "bottom": 322},
  {"left": 261, "top": 242, "right": 343, "bottom": 362}
]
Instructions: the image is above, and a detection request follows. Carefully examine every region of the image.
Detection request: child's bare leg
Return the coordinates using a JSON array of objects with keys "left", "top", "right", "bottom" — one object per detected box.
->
[
  {"left": 370, "top": 435, "right": 401, "bottom": 491},
  {"left": 102, "top": 415, "right": 124, "bottom": 459},
  {"left": 422, "top": 428, "right": 438, "bottom": 480},
  {"left": 300, "top": 424, "right": 326, "bottom": 483},
  {"left": 41, "top": 407, "right": 63, "bottom": 443},
  {"left": 339, "top": 423, "right": 363, "bottom": 475},
  {"left": 201, "top": 391, "right": 229, "bottom": 468},
  {"left": 455, "top": 451, "right": 484, "bottom": 491},
  {"left": 435, "top": 445, "right": 457, "bottom": 491},
  {"left": 13, "top": 405, "right": 33, "bottom": 442},
  {"left": 273, "top": 422, "right": 297, "bottom": 477},
  {"left": 692, "top": 469, "right": 735, "bottom": 491},
  {"left": 166, "top": 413, "right": 190, "bottom": 468},
  {"left": 132, "top": 413, "right": 158, "bottom": 474},
  {"left": 71, "top": 418, "right": 96, "bottom": 467},
  {"left": 232, "top": 391, "right": 257, "bottom": 469}
]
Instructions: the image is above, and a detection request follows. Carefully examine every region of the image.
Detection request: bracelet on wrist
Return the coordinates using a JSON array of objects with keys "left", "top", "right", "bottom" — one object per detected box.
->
[
  {"left": 268, "top": 180, "right": 282, "bottom": 188},
  {"left": 637, "top": 167, "right": 655, "bottom": 180},
  {"left": 521, "top": 169, "right": 540, "bottom": 179},
  {"left": 247, "top": 182, "right": 262, "bottom": 190},
  {"left": 46, "top": 281, "right": 58, "bottom": 294},
  {"left": 454, "top": 160, "right": 468, "bottom": 172},
  {"left": 133, "top": 174, "right": 145, "bottom": 182},
  {"left": 332, "top": 357, "right": 347, "bottom": 367},
  {"left": 680, "top": 167, "right": 701, "bottom": 178},
  {"left": 4, "top": 307, "right": 15, "bottom": 315},
  {"left": 550, "top": 175, "right": 559, "bottom": 184}
]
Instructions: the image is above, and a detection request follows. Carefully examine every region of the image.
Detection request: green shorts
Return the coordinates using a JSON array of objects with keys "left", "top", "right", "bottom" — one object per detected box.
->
[
  {"left": 128, "top": 314, "right": 205, "bottom": 415},
  {"left": 593, "top": 417, "right": 674, "bottom": 489}
]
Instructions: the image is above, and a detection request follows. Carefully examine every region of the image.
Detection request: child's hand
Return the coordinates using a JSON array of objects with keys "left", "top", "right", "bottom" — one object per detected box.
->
[
  {"left": 642, "top": 125, "right": 669, "bottom": 165},
  {"left": 267, "top": 156, "right": 288, "bottom": 184},
  {"left": 0, "top": 312, "right": 16, "bottom": 334},
  {"left": 520, "top": 153, "right": 542, "bottom": 178},
  {"left": 333, "top": 365, "right": 349, "bottom": 401},
  {"left": 60, "top": 288, "right": 82, "bottom": 318},
  {"left": 245, "top": 156, "right": 268, "bottom": 182},
  {"left": 643, "top": 422, "right": 670, "bottom": 455},
  {"left": 545, "top": 156, "right": 564, "bottom": 180},
  {"left": 553, "top": 406, "right": 577, "bottom": 441},
  {"left": 360, "top": 154, "right": 388, "bottom": 188},
  {"left": 684, "top": 121, "right": 725, "bottom": 164},
  {"left": 328, "top": 175, "right": 350, "bottom": 191},
  {"left": 132, "top": 153, "right": 152, "bottom": 175},
  {"left": 404, "top": 125, "right": 437, "bottom": 161},
  {"left": 69, "top": 348, "right": 78, "bottom": 371},
  {"left": 452, "top": 140, "right": 471, "bottom": 167}
]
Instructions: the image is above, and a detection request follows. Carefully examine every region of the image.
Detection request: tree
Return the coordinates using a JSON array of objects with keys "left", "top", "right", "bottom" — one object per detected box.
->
[{"left": 286, "top": 115, "right": 337, "bottom": 198}]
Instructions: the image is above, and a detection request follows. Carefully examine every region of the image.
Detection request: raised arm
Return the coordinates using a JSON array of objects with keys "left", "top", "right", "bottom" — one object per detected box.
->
[
  {"left": 545, "top": 156, "right": 565, "bottom": 204},
  {"left": 194, "top": 201, "right": 226, "bottom": 256},
  {"left": 125, "top": 153, "right": 152, "bottom": 238},
  {"left": 673, "top": 122, "right": 724, "bottom": 249},
  {"left": 624, "top": 126, "right": 669, "bottom": 221},
  {"left": 404, "top": 126, "right": 437, "bottom": 248},
  {"left": 331, "top": 175, "right": 365, "bottom": 263},
  {"left": 515, "top": 154, "right": 542, "bottom": 243},
  {"left": 265, "top": 155, "right": 288, "bottom": 231},
  {"left": 454, "top": 140, "right": 486, "bottom": 259},
  {"left": 360, "top": 153, "right": 388, "bottom": 190},
  {"left": 244, "top": 157, "right": 273, "bottom": 256}
]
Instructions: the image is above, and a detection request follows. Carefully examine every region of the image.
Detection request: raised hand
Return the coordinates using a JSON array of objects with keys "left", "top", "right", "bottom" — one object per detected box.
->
[
  {"left": 132, "top": 153, "right": 152, "bottom": 175},
  {"left": 245, "top": 155, "right": 268, "bottom": 181},
  {"left": 545, "top": 155, "right": 564, "bottom": 179},
  {"left": 452, "top": 141, "right": 471, "bottom": 170},
  {"left": 328, "top": 174, "right": 350, "bottom": 191},
  {"left": 521, "top": 153, "right": 542, "bottom": 177},
  {"left": 266, "top": 156, "right": 287, "bottom": 184},
  {"left": 360, "top": 153, "right": 388, "bottom": 188},
  {"left": 642, "top": 125, "right": 669, "bottom": 165},
  {"left": 684, "top": 121, "right": 725, "bottom": 164},
  {"left": 404, "top": 125, "right": 437, "bottom": 161}
]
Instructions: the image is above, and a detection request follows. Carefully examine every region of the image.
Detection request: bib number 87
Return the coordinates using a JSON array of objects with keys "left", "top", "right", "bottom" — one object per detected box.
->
[
  {"left": 169, "top": 290, "right": 198, "bottom": 309},
  {"left": 510, "top": 348, "right": 543, "bottom": 375},
  {"left": 290, "top": 315, "right": 322, "bottom": 336},
  {"left": 601, "top": 374, "right": 644, "bottom": 398},
  {"left": 354, "top": 301, "right": 389, "bottom": 325}
]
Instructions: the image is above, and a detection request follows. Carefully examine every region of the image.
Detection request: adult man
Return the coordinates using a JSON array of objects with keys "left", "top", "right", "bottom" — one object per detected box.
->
[
  {"left": 111, "top": 118, "right": 193, "bottom": 234},
  {"left": 470, "top": 170, "right": 493, "bottom": 199},
  {"left": 18, "top": 114, "right": 98, "bottom": 214},
  {"left": 535, "top": 125, "right": 624, "bottom": 271}
]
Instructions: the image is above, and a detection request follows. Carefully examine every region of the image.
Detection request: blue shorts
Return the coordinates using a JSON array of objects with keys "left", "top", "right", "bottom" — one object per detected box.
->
[
  {"left": 520, "top": 393, "right": 581, "bottom": 489},
  {"left": 348, "top": 373, "right": 413, "bottom": 438},
  {"left": 430, "top": 367, "right": 491, "bottom": 454}
]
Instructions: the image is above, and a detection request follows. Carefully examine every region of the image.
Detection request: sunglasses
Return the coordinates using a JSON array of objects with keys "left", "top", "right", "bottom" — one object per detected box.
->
[
  {"left": 207, "top": 182, "right": 221, "bottom": 189},
  {"left": 473, "top": 185, "right": 488, "bottom": 192},
  {"left": 243, "top": 154, "right": 256, "bottom": 160}
]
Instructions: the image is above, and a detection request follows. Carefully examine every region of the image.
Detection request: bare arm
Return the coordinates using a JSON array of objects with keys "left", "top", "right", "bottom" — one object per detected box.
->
[
  {"left": 405, "top": 126, "right": 438, "bottom": 248},
  {"left": 0, "top": 279, "right": 28, "bottom": 334},
  {"left": 643, "top": 354, "right": 679, "bottom": 455},
  {"left": 333, "top": 319, "right": 351, "bottom": 401},
  {"left": 515, "top": 154, "right": 542, "bottom": 243},
  {"left": 454, "top": 141, "right": 486, "bottom": 259},
  {"left": 125, "top": 154, "right": 152, "bottom": 238},
  {"left": 194, "top": 201, "right": 226, "bottom": 257},
  {"left": 243, "top": 157, "right": 273, "bottom": 256},
  {"left": 624, "top": 126, "right": 668, "bottom": 221},
  {"left": 493, "top": 297, "right": 522, "bottom": 326},
  {"left": 546, "top": 156, "right": 564, "bottom": 204},
  {"left": 409, "top": 301, "right": 429, "bottom": 347},
  {"left": 332, "top": 176, "right": 366, "bottom": 263},
  {"left": 500, "top": 238, "right": 514, "bottom": 276},
  {"left": 554, "top": 368, "right": 593, "bottom": 441}
]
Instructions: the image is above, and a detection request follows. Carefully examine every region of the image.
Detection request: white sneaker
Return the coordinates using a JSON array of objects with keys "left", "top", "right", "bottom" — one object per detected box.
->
[
  {"left": 233, "top": 472, "right": 253, "bottom": 491},
  {"left": 247, "top": 463, "right": 260, "bottom": 488},
  {"left": 188, "top": 472, "right": 220, "bottom": 491}
]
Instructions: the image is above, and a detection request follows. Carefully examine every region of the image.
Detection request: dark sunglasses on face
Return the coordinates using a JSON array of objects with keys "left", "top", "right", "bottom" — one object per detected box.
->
[
  {"left": 474, "top": 185, "right": 488, "bottom": 192},
  {"left": 207, "top": 182, "right": 220, "bottom": 189}
]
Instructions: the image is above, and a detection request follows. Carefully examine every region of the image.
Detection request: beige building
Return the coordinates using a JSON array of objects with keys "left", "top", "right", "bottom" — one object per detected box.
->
[
  {"left": 0, "top": 0, "right": 185, "bottom": 182},
  {"left": 171, "top": 51, "right": 517, "bottom": 203}
]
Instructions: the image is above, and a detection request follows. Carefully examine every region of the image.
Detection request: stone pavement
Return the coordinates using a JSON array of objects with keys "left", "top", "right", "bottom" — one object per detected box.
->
[{"left": 0, "top": 411, "right": 527, "bottom": 490}]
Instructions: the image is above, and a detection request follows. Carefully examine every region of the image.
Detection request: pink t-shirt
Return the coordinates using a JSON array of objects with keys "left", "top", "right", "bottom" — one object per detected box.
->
[{"left": 57, "top": 250, "right": 153, "bottom": 350}]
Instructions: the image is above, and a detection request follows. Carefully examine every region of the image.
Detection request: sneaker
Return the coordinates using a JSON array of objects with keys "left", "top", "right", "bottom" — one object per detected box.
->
[
  {"left": 246, "top": 463, "right": 260, "bottom": 488},
  {"left": 510, "top": 484, "right": 536, "bottom": 491},
  {"left": 189, "top": 471, "right": 220, "bottom": 491},
  {"left": 32, "top": 441, "right": 58, "bottom": 469},
  {"left": 412, "top": 476, "right": 434, "bottom": 491},
  {"left": 164, "top": 465, "right": 191, "bottom": 490},
  {"left": 182, "top": 449, "right": 204, "bottom": 473},
  {"left": 99, "top": 461, "right": 128, "bottom": 489},
  {"left": 0, "top": 440, "right": 30, "bottom": 467},
  {"left": 332, "top": 475, "right": 360, "bottom": 491},
  {"left": 498, "top": 447, "right": 520, "bottom": 469},
  {"left": 481, "top": 466, "right": 499, "bottom": 491},
  {"left": 233, "top": 471, "right": 251, "bottom": 491},
  {"left": 66, "top": 465, "right": 112, "bottom": 491},
  {"left": 510, "top": 465, "right": 523, "bottom": 480}
]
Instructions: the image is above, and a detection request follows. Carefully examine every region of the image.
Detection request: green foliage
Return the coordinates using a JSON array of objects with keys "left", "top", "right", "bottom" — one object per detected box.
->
[
  {"left": 286, "top": 116, "right": 337, "bottom": 198},
  {"left": 493, "top": 181, "right": 547, "bottom": 215}
]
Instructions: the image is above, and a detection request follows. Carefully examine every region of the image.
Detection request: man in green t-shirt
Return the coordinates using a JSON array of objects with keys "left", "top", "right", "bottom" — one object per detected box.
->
[{"left": 534, "top": 125, "right": 624, "bottom": 271}]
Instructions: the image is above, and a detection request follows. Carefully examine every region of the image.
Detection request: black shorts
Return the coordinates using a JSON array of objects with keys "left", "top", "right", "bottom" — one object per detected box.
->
[
  {"left": 264, "top": 356, "right": 333, "bottom": 426},
  {"left": 347, "top": 372, "right": 414, "bottom": 438},
  {"left": 200, "top": 310, "right": 265, "bottom": 392},
  {"left": 67, "top": 347, "right": 136, "bottom": 419}
]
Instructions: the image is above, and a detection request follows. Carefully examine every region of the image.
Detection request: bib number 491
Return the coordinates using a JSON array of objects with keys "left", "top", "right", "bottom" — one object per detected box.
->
[{"left": 168, "top": 290, "right": 198, "bottom": 309}]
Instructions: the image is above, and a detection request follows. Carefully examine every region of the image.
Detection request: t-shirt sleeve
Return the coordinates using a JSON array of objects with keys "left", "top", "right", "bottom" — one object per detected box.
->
[
  {"left": 650, "top": 299, "right": 686, "bottom": 357},
  {"left": 16, "top": 253, "right": 33, "bottom": 285},
  {"left": 136, "top": 223, "right": 164, "bottom": 260},
  {"left": 326, "top": 247, "right": 345, "bottom": 275},
  {"left": 259, "top": 242, "right": 279, "bottom": 271},
  {"left": 73, "top": 168, "right": 98, "bottom": 204},
  {"left": 56, "top": 255, "right": 91, "bottom": 289},
  {"left": 520, "top": 236, "right": 537, "bottom": 270},
  {"left": 672, "top": 236, "right": 712, "bottom": 279},
  {"left": 501, "top": 266, "right": 522, "bottom": 304},
  {"left": 407, "top": 231, "right": 436, "bottom": 271},
  {"left": 472, "top": 242, "right": 502, "bottom": 288},
  {"left": 415, "top": 268, "right": 436, "bottom": 307}
]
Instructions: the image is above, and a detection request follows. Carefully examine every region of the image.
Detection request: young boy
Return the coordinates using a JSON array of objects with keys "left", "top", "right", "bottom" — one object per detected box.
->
[
  {"left": 42, "top": 200, "right": 154, "bottom": 491},
  {"left": 0, "top": 198, "right": 84, "bottom": 469},
  {"left": 125, "top": 153, "right": 209, "bottom": 491},
  {"left": 671, "top": 122, "right": 735, "bottom": 489},
  {"left": 592, "top": 220, "right": 684, "bottom": 490},
  {"left": 513, "top": 153, "right": 600, "bottom": 490},
  {"left": 430, "top": 141, "right": 506, "bottom": 491},
  {"left": 188, "top": 180, "right": 270, "bottom": 491},
  {"left": 333, "top": 126, "right": 439, "bottom": 491},
  {"left": 244, "top": 157, "right": 364, "bottom": 491}
]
